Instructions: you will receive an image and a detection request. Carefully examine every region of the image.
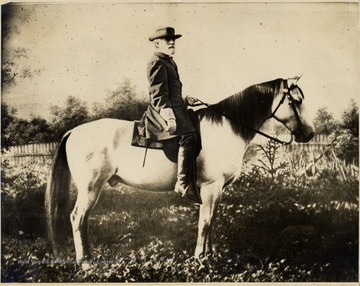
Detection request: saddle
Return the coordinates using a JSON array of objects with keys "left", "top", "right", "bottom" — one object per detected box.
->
[{"left": 131, "top": 109, "right": 201, "bottom": 163}]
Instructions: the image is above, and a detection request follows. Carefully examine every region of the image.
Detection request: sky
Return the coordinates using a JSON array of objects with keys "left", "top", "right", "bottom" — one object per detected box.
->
[{"left": 2, "top": 1, "right": 359, "bottom": 121}]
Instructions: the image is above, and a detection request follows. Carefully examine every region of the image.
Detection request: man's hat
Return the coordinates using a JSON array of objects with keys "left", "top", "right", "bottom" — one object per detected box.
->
[{"left": 149, "top": 27, "right": 182, "bottom": 41}]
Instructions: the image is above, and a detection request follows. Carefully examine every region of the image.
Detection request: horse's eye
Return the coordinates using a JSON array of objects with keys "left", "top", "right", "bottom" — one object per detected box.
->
[
  {"left": 290, "top": 89, "right": 303, "bottom": 104},
  {"left": 295, "top": 97, "right": 303, "bottom": 104}
]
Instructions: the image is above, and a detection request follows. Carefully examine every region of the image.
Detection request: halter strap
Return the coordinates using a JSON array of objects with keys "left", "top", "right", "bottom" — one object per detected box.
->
[{"left": 271, "top": 80, "right": 303, "bottom": 132}]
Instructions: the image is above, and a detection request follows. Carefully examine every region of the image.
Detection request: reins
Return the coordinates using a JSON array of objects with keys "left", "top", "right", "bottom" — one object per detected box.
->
[{"left": 187, "top": 83, "right": 303, "bottom": 146}]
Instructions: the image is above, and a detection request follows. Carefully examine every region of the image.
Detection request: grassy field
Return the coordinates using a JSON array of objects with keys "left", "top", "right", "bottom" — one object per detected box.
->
[{"left": 1, "top": 145, "right": 359, "bottom": 282}]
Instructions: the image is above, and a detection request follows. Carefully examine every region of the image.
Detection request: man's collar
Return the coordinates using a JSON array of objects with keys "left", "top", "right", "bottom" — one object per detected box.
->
[{"left": 154, "top": 52, "right": 172, "bottom": 60}]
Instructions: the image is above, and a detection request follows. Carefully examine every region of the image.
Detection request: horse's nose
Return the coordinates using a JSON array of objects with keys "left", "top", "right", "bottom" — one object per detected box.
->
[
  {"left": 295, "top": 129, "right": 314, "bottom": 143},
  {"left": 304, "top": 131, "right": 315, "bottom": 143}
]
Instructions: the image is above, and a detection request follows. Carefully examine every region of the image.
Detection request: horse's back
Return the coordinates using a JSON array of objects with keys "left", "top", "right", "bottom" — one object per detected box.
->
[{"left": 70, "top": 118, "right": 131, "bottom": 141}]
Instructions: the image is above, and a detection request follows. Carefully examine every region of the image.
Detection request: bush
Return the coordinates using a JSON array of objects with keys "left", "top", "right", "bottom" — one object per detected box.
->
[
  {"left": 328, "top": 130, "right": 359, "bottom": 165},
  {"left": 1, "top": 159, "right": 50, "bottom": 237},
  {"left": 213, "top": 140, "right": 358, "bottom": 281},
  {"left": 1, "top": 140, "right": 358, "bottom": 282}
]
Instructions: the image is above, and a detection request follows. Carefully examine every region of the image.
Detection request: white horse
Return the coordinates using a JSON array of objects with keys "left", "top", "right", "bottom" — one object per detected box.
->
[{"left": 45, "top": 77, "right": 314, "bottom": 267}]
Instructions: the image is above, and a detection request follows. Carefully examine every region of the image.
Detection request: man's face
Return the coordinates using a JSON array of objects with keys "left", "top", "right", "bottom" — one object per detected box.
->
[{"left": 156, "top": 38, "right": 176, "bottom": 56}]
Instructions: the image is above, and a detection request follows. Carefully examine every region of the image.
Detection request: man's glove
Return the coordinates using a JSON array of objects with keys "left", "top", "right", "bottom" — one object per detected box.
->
[{"left": 166, "top": 118, "right": 177, "bottom": 134}]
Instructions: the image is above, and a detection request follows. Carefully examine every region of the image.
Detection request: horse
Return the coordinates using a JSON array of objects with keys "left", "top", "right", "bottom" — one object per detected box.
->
[{"left": 45, "top": 77, "right": 314, "bottom": 268}]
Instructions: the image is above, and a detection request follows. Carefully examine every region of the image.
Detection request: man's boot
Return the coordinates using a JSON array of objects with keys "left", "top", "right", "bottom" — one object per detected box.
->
[{"left": 174, "top": 146, "right": 202, "bottom": 205}]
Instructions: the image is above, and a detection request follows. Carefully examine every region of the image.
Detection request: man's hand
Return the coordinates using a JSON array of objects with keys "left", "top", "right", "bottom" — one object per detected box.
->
[
  {"left": 186, "top": 96, "right": 199, "bottom": 106},
  {"left": 166, "top": 118, "right": 177, "bottom": 134}
]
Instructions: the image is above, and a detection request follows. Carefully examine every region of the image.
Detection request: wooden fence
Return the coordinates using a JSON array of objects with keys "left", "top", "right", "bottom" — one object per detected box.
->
[
  {"left": 252, "top": 134, "right": 329, "bottom": 152},
  {"left": 1, "top": 135, "right": 332, "bottom": 166},
  {"left": 1, "top": 142, "right": 58, "bottom": 165}
]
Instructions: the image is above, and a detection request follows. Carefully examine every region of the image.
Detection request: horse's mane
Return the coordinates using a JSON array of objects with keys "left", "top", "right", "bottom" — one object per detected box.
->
[{"left": 197, "top": 79, "right": 283, "bottom": 141}]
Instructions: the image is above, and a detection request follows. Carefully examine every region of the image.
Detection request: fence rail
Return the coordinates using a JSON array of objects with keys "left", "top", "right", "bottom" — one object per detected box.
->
[
  {"left": 2, "top": 135, "right": 332, "bottom": 166},
  {"left": 252, "top": 134, "right": 329, "bottom": 152},
  {"left": 1, "top": 142, "right": 58, "bottom": 165}
]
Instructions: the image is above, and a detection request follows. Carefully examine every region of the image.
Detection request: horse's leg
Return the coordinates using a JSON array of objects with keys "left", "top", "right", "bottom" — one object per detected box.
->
[
  {"left": 70, "top": 165, "right": 111, "bottom": 267},
  {"left": 71, "top": 188, "right": 100, "bottom": 263},
  {"left": 194, "top": 180, "right": 224, "bottom": 258}
]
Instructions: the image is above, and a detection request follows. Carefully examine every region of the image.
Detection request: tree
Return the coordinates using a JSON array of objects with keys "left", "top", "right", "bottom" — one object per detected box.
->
[
  {"left": 1, "top": 103, "right": 17, "bottom": 152},
  {"left": 28, "top": 117, "right": 55, "bottom": 143},
  {"left": 328, "top": 99, "right": 359, "bottom": 165},
  {"left": 1, "top": 48, "right": 37, "bottom": 87},
  {"left": 339, "top": 98, "right": 358, "bottom": 137},
  {"left": 313, "top": 106, "right": 338, "bottom": 135},
  {"left": 1, "top": 5, "right": 42, "bottom": 89},
  {"left": 6, "top": 117, "right": 55, "bottom": 145},
  {"left": 92, "top": 78, "right": 147, "bottom": 121},
  {"left": 49, "top": 96, "right": 91, "bottom": 140},
  {"left": 2, "top": 102, "right": 55, "bottom": 147}
]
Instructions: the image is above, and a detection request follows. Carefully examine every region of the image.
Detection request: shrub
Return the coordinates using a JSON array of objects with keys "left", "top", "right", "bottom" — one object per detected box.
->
[
  {"left": 1, "top": 140, "right": 358, "bottom": 282},
  {"left": 213, "top": 139, "right": 358, "bottom": 281},
  {"left": 1, "top": 159, "right": 50, "bottom": 237}
]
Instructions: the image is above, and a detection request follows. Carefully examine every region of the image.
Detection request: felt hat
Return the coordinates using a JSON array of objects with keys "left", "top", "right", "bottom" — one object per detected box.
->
[{"left": 149, "top": 27, "right": 182, "bottom": 41}]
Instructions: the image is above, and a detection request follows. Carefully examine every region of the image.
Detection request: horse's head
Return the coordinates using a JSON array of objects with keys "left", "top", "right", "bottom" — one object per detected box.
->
[{"left": 271, "top": 77, "right": 315, "bottom": 143}]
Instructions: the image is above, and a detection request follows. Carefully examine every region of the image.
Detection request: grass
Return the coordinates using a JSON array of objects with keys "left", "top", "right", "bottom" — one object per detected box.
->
[{"left": 1, "top": 147, "right": 358, "bottom": 282}]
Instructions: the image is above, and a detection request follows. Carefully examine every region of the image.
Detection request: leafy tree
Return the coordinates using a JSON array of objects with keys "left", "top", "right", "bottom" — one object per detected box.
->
[
  {"left": 328, "top": 99, "right": 359, "bottom": 165},
  {"left": 5, "top": 117, "right": 55, "bottom": 145},
  {"left": 92, "top": 78, "right": 147, "bottom": 121},
  {"left": 49, "top": 96, "right": 91, "bottom": 140},
  {"left": 339, "top": 98, "right": 358, "bottom": 137},
  {"left": 313, "top": 106, "right": 338, "bottom": 135},
  {"left": 1, "top": 48, "right": 41, "bottom": 87},
  {"left": 1, "top": 103, "right": 17, "bottom": 152},
  {"left": 28, "top": 117, "right": 55, "bottom": 143},
  {"left": 2, "top": 102, "right": 55, "bottom": 147},
  {"left": 2, "top": 5, "right": 42, "bottom": 89}
]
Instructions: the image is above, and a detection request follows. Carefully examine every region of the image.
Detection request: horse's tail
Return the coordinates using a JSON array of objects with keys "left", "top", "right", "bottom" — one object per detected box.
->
[{"left": 45, "top": 130, "right": 72, "bottom": 256}]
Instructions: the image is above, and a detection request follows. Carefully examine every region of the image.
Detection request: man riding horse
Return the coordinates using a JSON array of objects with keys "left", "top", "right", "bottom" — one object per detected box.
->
[{"left": 142, "top": 26, "right": 201, "bottom": 205}]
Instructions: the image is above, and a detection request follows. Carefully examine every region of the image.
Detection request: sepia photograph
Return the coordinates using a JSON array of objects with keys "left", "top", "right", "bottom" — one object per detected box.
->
[{"left": 1, "top": 0, "right": 359, "bottom": 283}]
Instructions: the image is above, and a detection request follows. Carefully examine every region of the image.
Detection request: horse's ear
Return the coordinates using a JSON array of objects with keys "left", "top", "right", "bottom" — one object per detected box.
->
[
  {"left": 288, "top": 73, "right": 303, "bottom": 87},
  {"left": 295, "top": 73, "right": 303, "bottom": 83}
]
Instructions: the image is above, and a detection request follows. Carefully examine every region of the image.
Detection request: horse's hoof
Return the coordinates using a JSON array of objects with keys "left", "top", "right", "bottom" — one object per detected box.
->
[
  {"left": 81, "top": 262, "right": 91, "bottom": 271},
  {"left": 79, "top": 256, "right": 93, "bottom": 271}
]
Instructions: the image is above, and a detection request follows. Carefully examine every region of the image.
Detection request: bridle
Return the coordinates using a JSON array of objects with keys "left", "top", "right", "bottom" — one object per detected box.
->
[
  {"left": 269, "top": 81, "right": 304, "bottom": 143},
  {"left": 188, "top": 80, "right": 304, "bottom": 145}
]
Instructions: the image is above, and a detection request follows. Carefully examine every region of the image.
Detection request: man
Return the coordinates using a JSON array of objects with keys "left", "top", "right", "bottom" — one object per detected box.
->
[{"left": 144, "top": 26, "right": 201, "bottom": 205}]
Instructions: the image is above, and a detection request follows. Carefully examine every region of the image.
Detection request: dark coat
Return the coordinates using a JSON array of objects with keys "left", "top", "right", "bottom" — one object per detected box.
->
[{"left": 144, "top": 52, "right": 196, "bottom": 140}]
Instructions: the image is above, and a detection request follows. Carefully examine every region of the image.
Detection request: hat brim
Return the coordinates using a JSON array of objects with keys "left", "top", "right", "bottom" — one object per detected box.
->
[{"left": 149, "top": 34, "right": 182, "bottom": 41}]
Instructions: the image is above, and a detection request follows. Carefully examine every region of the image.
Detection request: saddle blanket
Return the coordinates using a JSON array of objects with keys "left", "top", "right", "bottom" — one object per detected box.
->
[{"left": 131, "top": 109, "right": 201, "bottom": 163}]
